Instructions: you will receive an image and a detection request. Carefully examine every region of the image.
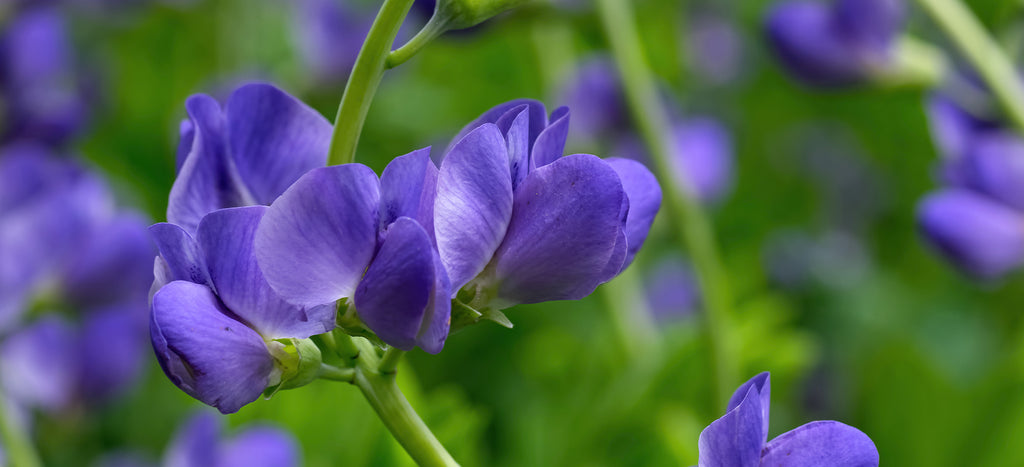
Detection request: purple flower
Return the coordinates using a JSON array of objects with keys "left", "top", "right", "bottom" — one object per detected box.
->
[
  {"left": 613, "top": 118, "right": 734, "bottom": 205},
  {"left": 169, "top": 83, "right": 331, "bottom": 235},
  {"left": 686, "top": 12, "right": 746, "bottom": 85},
  {"left": 292, "top": 0, "right": 370, "bottom": 83},
  {"left": 163, "top": 412, "right": 298, "bottom": 467},
  {"left": 150, "top": 206, "right": 334, "bottom": 413},
  {"left": 557, "top": 57, "right": 630, "bottom": 144},
  {"left": 643, "top": 256, "right": 700, "bottom": 323},
  {"left": 765, "top": 0, "right": 904, "bottom": 87},
  {"left": 699, "top": 372, "right": 878, "bottom": 467},
  {"left": 917, "top": 189, "right": 1024, "bottom": 279},
  {"left": 0, "top": 6, "right": 87, "bottom": 145}
]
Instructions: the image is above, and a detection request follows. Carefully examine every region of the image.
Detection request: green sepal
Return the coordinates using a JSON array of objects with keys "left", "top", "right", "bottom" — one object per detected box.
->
[
  {"left": 263, "top": 337, "right": 323, "bottom": 399},
  {"left": 433, "top": 0, "right": 532, "bottom": 32},
  {"left": 336, "top": 300, "right": 388, "bottom": 350},
  {"left": 450, "top": 299, "right": 513, "bottom": 333}
]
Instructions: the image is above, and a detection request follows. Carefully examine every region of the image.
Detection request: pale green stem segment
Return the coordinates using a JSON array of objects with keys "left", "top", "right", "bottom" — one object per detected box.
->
[
  {"left": 0, "top": 391, "right": 41, "bottom": 467},
  {"left": 914, "top": 0, "right": 1024, "bottom": 133},
  {"left": 877, "top": 36, "right": 947, "bottom": 88},
  {"left": 388, "top": 14, "right": 449, "bottom": 69},
  {"left": 330, "top": 332, "right": 458, "bottom": 466},
  {"left": 601, "top": 266, "right": 660, "bottom": 361},
  {"left": 318, "top": 363, "right": 357, "bottom": 382},
  {"left": 595, "top": 0, "right": 737, "bottom": 410},
  {"left": 327, "top": 0, "right": 417, "bottom": 166}
]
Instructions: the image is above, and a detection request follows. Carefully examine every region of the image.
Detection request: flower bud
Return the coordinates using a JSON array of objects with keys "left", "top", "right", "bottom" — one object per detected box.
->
[
  {"left": 433, "top": 0, "right": 531, "bottom": 31},
  {"left": 267, "top": 338, "right": 322, "bottom": 392}
]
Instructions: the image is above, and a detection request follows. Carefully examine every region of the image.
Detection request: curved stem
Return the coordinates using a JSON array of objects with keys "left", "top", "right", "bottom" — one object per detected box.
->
[
  {"left": 378, "top": 347, "right": 406, "bottom": 374},
  {"left": 595, "top": 0, "right": 737, "bottom": 410},
  {"left": 914, "top": 0, "right": 1024, "bottom": 134},
  {"left": 318, "top": 363, "right": 357, "bottom": 383},
  {"left": 877, "top": 36, "right": 947, "bottom": 88},
  {"left": 0, "top": 392, "right": 40, "bottom": 467},
  {"left": 388, "top": 14, "right": 449, "bottom": 69},
  {"left": 327, "top": 0, "right": 417, "bottom": 166}
]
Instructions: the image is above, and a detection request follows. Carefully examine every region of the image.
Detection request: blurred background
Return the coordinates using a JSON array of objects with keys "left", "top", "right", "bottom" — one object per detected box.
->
[{"left": 3, "top": 0, "right": 1024, "bottom": 465}]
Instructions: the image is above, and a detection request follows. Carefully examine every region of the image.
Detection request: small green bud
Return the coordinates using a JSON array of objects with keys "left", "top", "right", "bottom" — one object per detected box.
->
[
  {"left": 434, "top": 0, "right": 532, "bottom": 31},
  {"left": 266, "top": 338, "right": 322, "bottom": 395}
]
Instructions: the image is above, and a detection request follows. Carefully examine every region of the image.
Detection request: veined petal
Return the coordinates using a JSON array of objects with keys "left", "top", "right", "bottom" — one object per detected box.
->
[
  {"left": 380, "top": 148, "right": 438, "bottom": 239},
  {"left": 494, "top": 106, "right": 530, "bottom": 190},
  {"left": 168, "top": 94, "right": 251, "bottom": 235},
  {"left": 493, "top": 154, "right": 624, "bottom": 304},
  {"left": 697, "top": 385, "right": 764, "bottom": 467},
  {"left": 726, "top": 372, "right": 771, "bottom": 446},
  {"left": 445, "top": 99, "right": 548, "bottom": 157},
  {"left": 220, "top": 426, "right": 300, "bottom": 467},
  {"left": 225, "top": 84, "right": 331, "bottom": 205},
  {"left": 354, "top": 218, "right": 435, "bottom": 352},
  {"left": 198, "top": 206, "right": 333, "bottom": 339},
  {"left": 762, "top": 420, "right": 879, "bottom": 467},
  {"left": 256, "top": 164, "right": 380, "bottom": 307},
  {"left": 149, "top": 222, "right": 211, "bottom": 287},
  {"left": 435, "top": 124, "right": 514, "bottom": 291},
  {"left": 150, "top": 281, "right": 273, "bottom": 414},
  {"left": 416, "top": 247, "right": 452, "bottom": 354},
  {"left": 531, "top": 106, "right": 570, "bottom": 168},
  {"left": 605, "top": 157, "right": 661, "bottom": 269}
]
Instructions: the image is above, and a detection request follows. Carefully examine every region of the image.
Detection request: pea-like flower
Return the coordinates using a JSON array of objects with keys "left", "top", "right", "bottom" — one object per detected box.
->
[
  {"left": 162, "top": 411, "right": 299, "bottom": 467},
  {"left": 150, "top": 207, "right": 333, "bottom": 413},
  {"left": 698, "top": 372, "right": 879, "bottom": 466},
  {"left": 169, "top": 83, "right": 331, "bottom": 234},
  {"left": 765, "top": 0, "right": 904, "bottom": 87}
]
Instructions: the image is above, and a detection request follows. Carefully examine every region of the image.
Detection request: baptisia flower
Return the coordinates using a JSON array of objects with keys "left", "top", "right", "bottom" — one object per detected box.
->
[
  {"left": 150, "top": 207, "right": 333, "bottom": 414},
  {"left": 169, "top": 83, "right": 331, "bottom": 235},
  {"left": 698, "top": 372, "right": 879, "bottom": 466},
  {"left": 765, "top": 0, "right": 904, "bottom": 87},
  {"left": 0, "top": 145, "right": 154, "bottom": 409},
  {"left": 163, "top": 411, "right": 299, "bottom": 467}
]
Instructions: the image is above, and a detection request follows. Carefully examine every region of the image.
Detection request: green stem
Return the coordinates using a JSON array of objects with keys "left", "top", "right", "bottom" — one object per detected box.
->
[
  {"left": 877, "top": 36, "right": 947, "bottom": 88},
  {"left": 318, "top": 363, "right": 357, "bottom": 382},
  {"left": 600, "top": 266, "right": 660, "bottom": 360},
  {"left": 388, "top": 14, "right": 449, "bottom": 69},
  {"left": 332, "top": 333, "right": 456, "bottom": 465},
  {"left": 327, "top": 0, "right": 417, "bottom": 166},
  {"left": 914, "top": 0, "right": 1024, "bottom": 134},
  {"left": 595, "top": 0, "right": 737, "bottom": 410},
  {"left": 0, "top": 392, "right": 41, "bottom": 467}
]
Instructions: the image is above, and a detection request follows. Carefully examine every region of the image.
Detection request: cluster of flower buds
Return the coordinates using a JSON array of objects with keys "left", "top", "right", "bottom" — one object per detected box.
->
[
  {"left": 148, "top": 83, "right": 662, "bottom": 413},
  {"left": 764, "top": 0, "right": 904, "bottom": 87},
  {"left": 916, "top": 88, "right": 1024, "bottom": 279}
]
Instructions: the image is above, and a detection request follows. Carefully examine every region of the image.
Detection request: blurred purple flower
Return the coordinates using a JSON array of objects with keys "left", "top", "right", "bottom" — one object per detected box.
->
[
  {"left": 557, "top": 57, "right": 630, "bottom": 144},
  {"left": 917, "top": 189, "right": 1024, "bottom": 279},
  {"left": 643, "top": 256, "right": 700, "bottom": 323},
  {"left": 163, "top": 412, "right": 299, "bottom": 467},
  {"left": 292, "top": 0, "right": 370, "bottom": 83},
  {"left": 150, "top": 207, "right": 335, "bottom": 414},
  {"left": 0, "top": 6, "right": 88, "bottom": 146},
  {"left": 765, "top": 0, "right": 904, "bottom": 87},
  {"left": 614, "top": 118, "right": 734, "bottom": 205},
  {"left": 686, "top": 12, "right": 746, "bottom": 85},
  {"left": 169, "top": 83, "right": 331, "bottom": 235},
  {"left": 698, "top": 372, "right": 878, "bottom": 466}
]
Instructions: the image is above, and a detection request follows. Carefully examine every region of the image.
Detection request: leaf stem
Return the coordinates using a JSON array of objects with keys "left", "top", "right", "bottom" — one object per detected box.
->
[
  {"left": 327, "top": 0, "right": 417, "bottom": 166},
  {"left": 0, "top": 392, "right": 40, "bottom": 467},
  {"left": 595, "top": 0, "right": 737, "bottom": 410}
]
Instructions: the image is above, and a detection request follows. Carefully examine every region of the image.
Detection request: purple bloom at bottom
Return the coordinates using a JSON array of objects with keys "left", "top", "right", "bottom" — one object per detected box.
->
[
  {"left": 699, "top": 372, "right": 878, "bottom": 467},
  {"left": 163, "top": 412, "right": 298, "bottom": 467},
  {"left": 917, "top": 189, "right": 1024, "bottom": 279}
]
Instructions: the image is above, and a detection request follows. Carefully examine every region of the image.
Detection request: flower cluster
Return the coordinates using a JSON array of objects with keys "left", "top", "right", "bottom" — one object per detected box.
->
[
  {"left": 0, "top": 145, "right": 153, "bottom": 410},
  {"left": 149, "top": 84, "right": 662, "bottom": 413},
  {"left": 698, "top": 372, "right": 879, "bottom": 466},
  {"left": 916, "top": 90, "right": 1024, "bottom": 278},
  {"left": 764, "top": 0, "right": 904, "bottom": 87}
]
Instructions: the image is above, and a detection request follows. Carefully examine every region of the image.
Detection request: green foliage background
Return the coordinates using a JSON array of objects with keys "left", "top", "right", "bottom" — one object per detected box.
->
[{"left": 27, "top": 0, "right": 1024, "bottom": 465}]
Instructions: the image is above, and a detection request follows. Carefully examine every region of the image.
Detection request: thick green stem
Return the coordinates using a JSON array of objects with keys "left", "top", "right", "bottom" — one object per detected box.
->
[
  {"left": 331, "top": 333, "right": 456, "bottom": 465},
  {"left": 914, "top": 0, "right": 1024, "bottom": 133},
  {"left": 595, "top": 0, "right": 737, "bottom": 410},
  {"left": 327, "top": 0, "right": 417, "bottom": 165},
  {"left": 0, "top": 392, "right": 40, "bottom": 467}
]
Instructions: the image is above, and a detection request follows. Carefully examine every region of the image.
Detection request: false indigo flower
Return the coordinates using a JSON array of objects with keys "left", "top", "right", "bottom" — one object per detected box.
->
[
  {"left": 644, "top": 256, "right": 700, "bottom": 323},
  {"left": 255, "top": 149, "right": 451, "bottom": 353},
  {"left": 169, "top": 83, "right": 331, "bottom": 235},
  {"left": 557, "top": 57, "right": 630, "bottom": 144},
  {"left": 163, "top": 412, "right": 298, "bottom": 467},
  {"left": 765, "top": 0, "right": 904, "bottom": 87},
  {"left": 699, "top": 372, "right": 879, "bottom": 467},
  {"left": 292, "top": 0, "right": 370, "bottom": 83},
  {"left": 917, "top": 189, "right": 1024, "bottom": 279},
  {"left": 0, "top": 6, "right": 87, "bottom": 146},
  {"left": 686, "top": 12, "right": 746, "bottom": 86},
  {"left": 150, "top": 206, "right": 333, "bottom": 413}
]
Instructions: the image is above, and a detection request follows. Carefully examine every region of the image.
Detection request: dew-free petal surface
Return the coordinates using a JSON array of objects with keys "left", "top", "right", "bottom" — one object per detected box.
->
[{"left": 761, "top": 420, "right": 879, "bottom": 467}]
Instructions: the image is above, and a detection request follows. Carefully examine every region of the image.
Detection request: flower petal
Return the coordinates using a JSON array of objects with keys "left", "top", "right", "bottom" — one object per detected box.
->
[
  {"left": 605, "top": 157, "right": 661, "bottom": 269},
  {"left": 354, "top": 218, "right": 435, "bottom": 352},
  {"left": 198, "top": 206, "right": 333, "bottom": 339},
  {"left": 435, "top": 124, "right": 514, "bottom": 291},
  {"left": 380, "top": 147, "right": 438, "bottom": 238},
  {"left": 63, "top": 213, "right": 154, "bottom": 309},
  {"left": 917, "top": 189, "right": 1024, "bottom": 278},
  {"left": 531, "top": 106, "right": 570, "bottom": 168},
  {"left": 150, "top": 281, "right": 273, "bottom": 414},
  {"left": 761, "top": 420, "right": 879, "bottom": 467},
  {"left": 0, "top": 316, "right": 77, "bottom": 412},
  {"left": 416, "top": 248, "right": 452, "bottom": 355},
  {"left": 225, "top": 83, "right": 331, "bottom": 205},
  {"left": 149, "top": 222, "right": 211, "bottom": 287},
  {"left": 446, "top": 99, "right": 549, "bottom": 156},
  {"left": 494, "top": 105, "right": 531, "bottom": 190},
  {"left": 256, "top": 164, "right": 380, "bottom": 307},
  {"left": 963, "top": 131, "right": 1024, "bottom": 211},
  {"left": 220, "top": 425, "right": 300, "bottom": 467},
  {"left": 164, "top": 412, "right": 220, "bottom": 467},
  {"left": 697, "top": 385, "right": 764, "bottom": 467},
  {"left": 726, "top": 372, "right": 771, "bottom": 445},
  {"left": 765, "top": 1, "right": 867, "bottom": 87},
  {"left": 493, "top": 154, "right": 625, "bottom": 304},
  {"left": 168, "top": 94, "right": 252, "bottom": 235},
  {"left": 78, "top": 307, "right": 148, "bottom": 402},
  {"left": 672, "top": 118, "right": 734, "bottom": 204}
]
